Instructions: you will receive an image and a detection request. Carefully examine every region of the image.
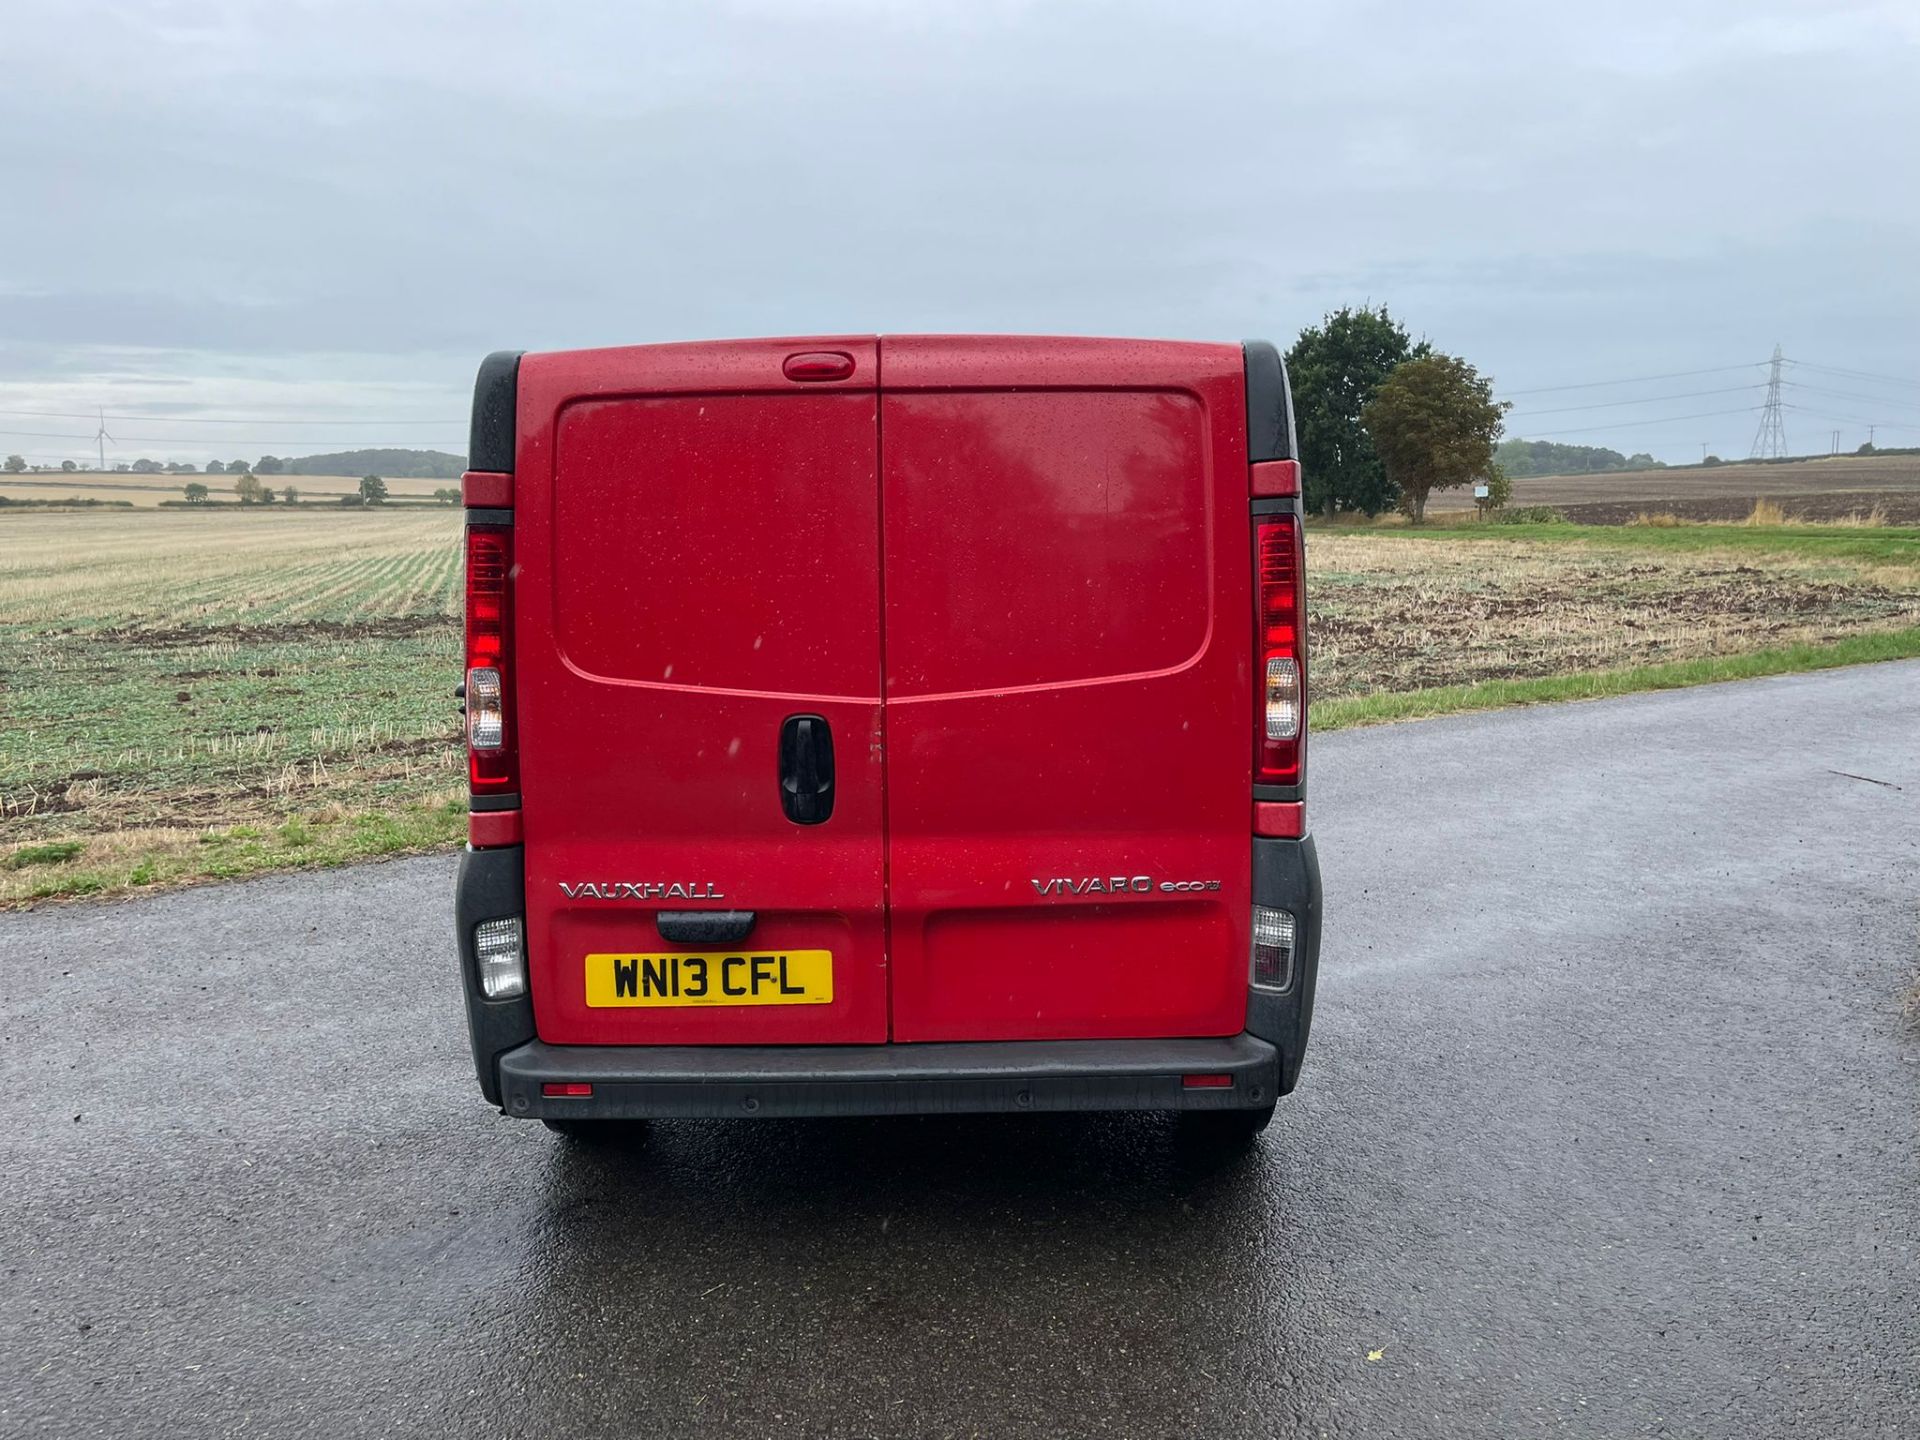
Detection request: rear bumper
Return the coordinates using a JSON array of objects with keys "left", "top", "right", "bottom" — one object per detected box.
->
[
  {"left": 497, "top": 1033, "right": 1280, "bottom": 1120},
  {"left": 456, "top": 834, "right": 1322, "bottom": 1118}
]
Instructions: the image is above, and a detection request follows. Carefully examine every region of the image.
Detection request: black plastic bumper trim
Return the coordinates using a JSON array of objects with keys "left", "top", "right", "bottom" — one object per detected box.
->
[
  {"left": 497, "top": 1033, "right": 1280, "bottom": 1120},
  {"left": 455, "top": 844, "right": 534, "bottom": 1106},
  {"left": 1246, "top": 834, "right": 1322, "bottom": 1094}
]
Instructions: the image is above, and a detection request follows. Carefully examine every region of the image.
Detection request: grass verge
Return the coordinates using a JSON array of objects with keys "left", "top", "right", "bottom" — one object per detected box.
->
[
  {"left": 1, "top": 793, "right": 465, "bottom": 906},
  {"left": 1315, "top": 626, "right": 1920, "bottom": 731}
]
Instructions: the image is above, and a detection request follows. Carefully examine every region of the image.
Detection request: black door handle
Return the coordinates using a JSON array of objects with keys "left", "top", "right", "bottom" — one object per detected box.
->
[
  {"left": 779, "top": 714, "right": 834, "bottom": 825},
  {"left": 657, "top": 910, "right": 756, "bottom": 945}
]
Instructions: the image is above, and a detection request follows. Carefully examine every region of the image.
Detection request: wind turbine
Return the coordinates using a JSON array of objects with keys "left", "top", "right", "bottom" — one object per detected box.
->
[{"left": 94, "top": 408, "right": 112, "bottom": 472}]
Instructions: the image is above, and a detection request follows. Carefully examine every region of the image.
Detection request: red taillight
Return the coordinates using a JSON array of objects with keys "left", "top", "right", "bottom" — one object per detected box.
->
[
  {"left": 1255, "top": 514, "right": 1306, "bottom": 787},
  {"left": 465, "top": 524, "right": 518, "bottom": 796}
]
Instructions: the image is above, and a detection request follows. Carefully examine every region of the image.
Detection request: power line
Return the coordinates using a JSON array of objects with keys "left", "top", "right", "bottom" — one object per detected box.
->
[
  {"left": 1782, "top": 404, "right": 1920, "bottom": 433},
  {"left": 1498, "top": 362, "right": 1766, "bottom": 397},
  {"left": 0, "top": 407, "right": 455, "bottom": 425},
  {"left": 1782, "top": 381, "right": 1920, "bottom": 413},
  {"left": 1783, "top": 359, "right": 1920, "bottom": 390},
  {"left": 1506, "top": 384, "right": 1762, "bottom": 420},
  {"left": 0, "top": 427, "right": 464, "bottom": 447},
  {"left": 1511, "top": 406, "right": 1760, "bottom": 439}
]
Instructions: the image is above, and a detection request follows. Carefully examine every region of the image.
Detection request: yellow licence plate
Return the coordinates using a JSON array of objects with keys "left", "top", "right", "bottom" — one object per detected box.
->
[{"left": 583, "top": 950, "right": 833, "bottom": 1008}]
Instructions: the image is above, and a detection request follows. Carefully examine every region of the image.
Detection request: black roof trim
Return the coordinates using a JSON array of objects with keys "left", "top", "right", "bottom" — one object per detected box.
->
[
  {"left": 1243, "top": 340, "right": 1297, "bottom": 464},
  {"left": 468, "top": 351, "right": 524, "bottom": 473}
]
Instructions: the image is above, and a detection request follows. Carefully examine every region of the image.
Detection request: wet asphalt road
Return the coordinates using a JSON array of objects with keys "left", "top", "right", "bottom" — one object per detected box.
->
[{"left": 4, "top": 662, "right": 1918, "bottom": 1439}]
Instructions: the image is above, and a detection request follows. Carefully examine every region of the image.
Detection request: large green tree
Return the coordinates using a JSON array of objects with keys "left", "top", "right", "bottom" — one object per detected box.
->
[
  {"left": 1362, "top": 353, "right": 1509, "bottom": 523},
  {"left": 1285, "top": 305, "right": 1428, "bottom": 518}
]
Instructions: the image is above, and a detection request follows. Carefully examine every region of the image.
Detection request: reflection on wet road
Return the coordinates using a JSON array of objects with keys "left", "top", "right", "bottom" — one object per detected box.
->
[{"left": 5, "top": 663, "right": 1917, "bottom": 1438}]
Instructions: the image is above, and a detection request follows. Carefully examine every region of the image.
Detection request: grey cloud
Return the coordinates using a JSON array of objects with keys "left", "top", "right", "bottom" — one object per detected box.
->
[{"left": 0, "top": 0, "right": 1914, "bottom": 463}]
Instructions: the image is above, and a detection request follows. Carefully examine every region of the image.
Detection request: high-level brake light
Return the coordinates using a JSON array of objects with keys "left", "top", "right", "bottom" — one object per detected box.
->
[
  {"left": 1255, "top": 514, "right": 1306, "bottom": 787},
  {"left": 464, "top": 525, "right": 518, "bottom": 796}
]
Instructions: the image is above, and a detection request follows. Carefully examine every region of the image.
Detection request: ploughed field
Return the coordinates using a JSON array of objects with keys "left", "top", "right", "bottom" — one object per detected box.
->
[
  {"left": 1308, "top": 526, "right": 1920, "bottom": 714},
  {"left": 4, "top": 509, "right": 1919, "bottom": 904},
  {"left": 1426, "top": 452, "right": 1920, "bottom": 524}
]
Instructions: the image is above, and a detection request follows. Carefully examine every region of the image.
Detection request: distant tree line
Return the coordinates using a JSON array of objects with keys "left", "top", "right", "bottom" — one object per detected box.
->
[
  {"left": 1495, "top": 440, "right": 1665, "bottom": 477},
  {"left": 16, "top": 448, "right": 466, "bottom": 479}
]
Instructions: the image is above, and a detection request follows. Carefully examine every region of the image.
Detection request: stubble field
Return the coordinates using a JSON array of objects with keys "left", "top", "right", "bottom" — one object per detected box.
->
[{"left": 3, "top": 508, "right": 1918, "bottom": 904}]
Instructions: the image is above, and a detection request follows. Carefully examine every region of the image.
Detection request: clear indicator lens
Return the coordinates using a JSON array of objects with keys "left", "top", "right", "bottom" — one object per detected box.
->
[
  {"left": 474, "top": 915, "right": 525, "bottom": 999},
  {"left": 1252, "top": 905, "right": 1295, "bottom": 992},
  {"left": 1265, "top": 656, "right": 1300, "bottom": 741},
  {"left": 467, "top": 666, "right": 504, "bottom": 750}
]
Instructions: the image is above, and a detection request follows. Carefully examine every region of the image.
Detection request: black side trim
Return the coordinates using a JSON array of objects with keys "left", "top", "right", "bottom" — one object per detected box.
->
[
  {"left": 468, "top": 793, "right": 520, "bottom": 813},
  {"left": 454, "top": 844, "right": 533, "bottom": 1107},
  {"left": 656, "top": 910, "right": 757, "bottom": 945},
  {"left": 1246, "top": 834, "right": 1322, "bottom": 1095},
  {"left": 1250, "top": 497, "right": 1303, "bottom": 518},
  {"left": 1243, "top": 340, "right": 1298, "bottom": 463},
  {"left": 497, "top": 1034, "right": 1281, "bottom": 1120},
  {"left": 465, "top": 506, "right": 513, "bottom": 528},
  {"left": 469, "top": 351, "right": 524, "bottom": 473},
  {"left": 1253, "top": 783, "right": 1303, "bottom": 803}
]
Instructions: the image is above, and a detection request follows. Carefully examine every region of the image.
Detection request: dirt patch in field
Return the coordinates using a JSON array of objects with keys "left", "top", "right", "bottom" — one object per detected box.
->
[
  {"left": 1308, "top": 539, "right": 1920, "bottom": 698},
  {"left": 1559, "top": 492, "right": 1920, "bottom": 526},
  {"left": 101, "top": 615, "right": 454, "bottom": 649}
]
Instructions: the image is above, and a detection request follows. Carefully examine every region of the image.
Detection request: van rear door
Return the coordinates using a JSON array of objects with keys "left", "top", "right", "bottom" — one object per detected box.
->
[
  {"left": 513, "top": 338, "right": 888, "bottom": 1045},
  {"left": 879, "top": 337, "right": 1253, "bottom": 1043}
]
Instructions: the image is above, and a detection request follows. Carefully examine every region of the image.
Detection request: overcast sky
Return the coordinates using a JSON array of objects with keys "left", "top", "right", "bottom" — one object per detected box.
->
[{"left": 3, "top": 0, "right": 1917, "bottom": 467}]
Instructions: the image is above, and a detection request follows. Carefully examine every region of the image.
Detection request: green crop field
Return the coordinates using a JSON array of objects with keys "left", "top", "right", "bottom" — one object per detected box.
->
[
  {"left": 2, "top": 509, "right": 466, "bottom": 903},
  {"left": 3, "top": 507, "right": 1918, "bottom": 906}
]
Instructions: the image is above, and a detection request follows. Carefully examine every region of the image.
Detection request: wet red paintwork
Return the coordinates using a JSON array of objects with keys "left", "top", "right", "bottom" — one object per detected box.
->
[{"left": 493, "top": 335, "right": 1275, "bottom": 1046}]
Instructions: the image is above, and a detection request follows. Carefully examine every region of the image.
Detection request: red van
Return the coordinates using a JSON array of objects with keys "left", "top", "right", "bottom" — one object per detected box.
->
[{"left": 453, "top": 336, "right": 1321, "bottom": 1146}]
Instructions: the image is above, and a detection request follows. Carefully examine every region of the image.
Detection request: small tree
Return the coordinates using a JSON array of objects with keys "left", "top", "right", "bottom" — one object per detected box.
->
[
  {"left": 60, "top": 459, "right": 78, "bottom": 473},
  {"left": 433, "top": 486, "right": 460, "bottom": 504},
  {"left": 4, "top": 454, "right": 24, "bottom": 473},
  {"left": 229, "top": 459, "right": 251, "bottom": 476},
  {"left": 282, "top": 484, "right": 300, "bottom": 505},
  {"left": 133, "top": 458, "right": 164, "bottom": 473},
  {"left": 234, "top": 472, "right": 265, "bottom": 505},
  {"left": 1362, "top": 353, "right": 1509, "bottom": 524},
  {"left": 184, "top": 481, "right": 210, "bottom": 504},
  {"left": 359, "top": 474, "right": 388, "bottom": 505},
  {"left": 260, "top": 486, "right": 277, "bottom": 504},
  {"left": 205, "top": 460, "right": 226, "bottom": 474},
  {"left": 255, "top": 455, "right": 284, "bottom": 475}
]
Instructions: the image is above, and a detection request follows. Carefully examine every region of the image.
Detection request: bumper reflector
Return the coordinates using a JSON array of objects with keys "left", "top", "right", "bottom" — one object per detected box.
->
[
  {"left": 542, "top": 1082, "right": 593, "bottom": 1098},
  {"left": 474, "top": 915, "right": 526, "bottom": 1000},
  {"left": 1182, "top": 1073, "right": 1234, "bottom": 1089},
  {"left": 1252, "top": 906, "right": 1296, "bottom": 992}
]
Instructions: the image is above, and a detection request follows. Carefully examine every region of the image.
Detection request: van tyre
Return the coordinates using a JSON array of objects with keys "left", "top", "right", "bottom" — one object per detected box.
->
[
  {"left": 542, "top": 1118, "right": 643, "bottom": 1144},
  {"left": 1180, "top": 1104, "right": 1275, "bottom": 1150}
]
